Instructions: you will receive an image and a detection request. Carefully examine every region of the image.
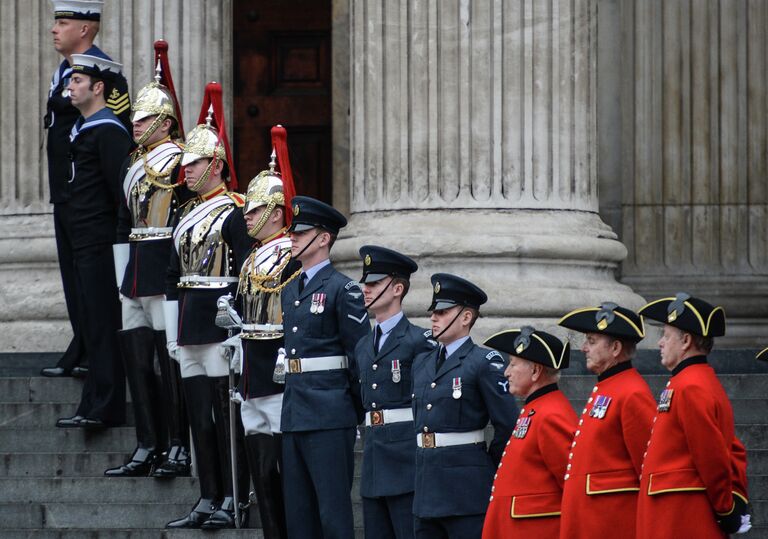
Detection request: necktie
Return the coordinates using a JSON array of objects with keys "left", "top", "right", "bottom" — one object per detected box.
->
[
  {"left": 373, "top": 325, "right": 382, "bottom": 354},
  {"left": 298, "top": 272, "right": 307, "bottom": 293},
  {"left": 436, "top": 345, "right": 447, "bottom": 371}
]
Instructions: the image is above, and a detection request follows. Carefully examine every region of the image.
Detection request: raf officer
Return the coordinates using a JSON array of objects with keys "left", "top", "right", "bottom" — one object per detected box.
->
[
  {"left": 637, "top": 293, "right": 750, "bottom": 538},
  {"left": 355, "top": 246, "right": 435, "bottom": 539},
  {"left": 280, "top": 196, "right": 371, "bottom": 539},
  {"left": 411, "top": 274, "right": 518, "bottom": 538},
  {"left": 557, "top": 303, "right": 657, "bottom": 539},
  {"left": 482, "top": 327, "right": 576, "bottom": 539}
]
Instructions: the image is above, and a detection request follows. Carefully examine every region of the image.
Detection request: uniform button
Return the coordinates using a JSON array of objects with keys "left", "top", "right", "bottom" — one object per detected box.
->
[
  {"left": 423, "top": 426, "right": 429, "bottom": 433},
  {"left": 571, "top": 441, "right": 576, "bottom": 448},
  {"left": 564, "top": 473, "right": 570, "bottom": 480},
  {"left": 643, "top": 451, "right": 647, "bottom": 458},
  {"left": 491, "top": 486, "right": 495, "bottom": 492},
  {"left": 292, "top": 326, "right": 298, "bottom": 333},
  {"left": 494, "top": 473, "right": 498, "bottom": 479},
  {"left": 569, "top": 452, "right": 573, "bottom": 459},
  {"left": 290, "top": 348, "right": 296, "bottom": 355},
  {"left": 567, "top": 464, "right": 571, "bottom": 470},
  {"left": 506, "top": 441, "right": 510, "bottom": 447},
  {"left": 575, "top": 430, "right": 580, "bottom": 437},
  {"left": 498, "top": 463, "right": 502, "bottom": 469},
  {"left": 502, "top": 451, "right": 506, "bottom": 457},
  {"left": 520, "top": 408, "right": 525, "bottom": 415},
  {"left": 666, "top": 381, "right": 671, "bottom": 387},
  {"left": 578, "top": 419, "right": 584, "bottom": 425},
  {"left": 372, "top": 364, "right": 378, "bottom": 370},
  {"left": 430, "top": 382, "right": 436, "bottom": 388},
  {"left": 653, "top": 417, "right": 657, "bottom": 422},
  {"left": 372, "top": 383, "right": 378, "bottom": 389},
  {"left": 294, "top": 300, "right": 300, "bottom": 307},
  {"left": 426, "top": 404, "right": 432, "bottom": 410},
  {"left": 411, "top": 393, "right": 415, "bottom": 398},
  {"left": 489, "top": 495, "right": 494, "bottom": 501},
  {"left": 646, "top": 441, "right": 650, "bottom": 447},
  {"left": 587, "top": 397, "right": 593, "bottom": 404},
  {"left": 592, "top": 386, "right": 598, "bottom": 392}
]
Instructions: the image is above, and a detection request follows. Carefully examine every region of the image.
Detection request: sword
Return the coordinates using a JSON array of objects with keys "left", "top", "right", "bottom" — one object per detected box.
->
[{"left": 215, "top": 293, "right": 243, "bottom": 528}]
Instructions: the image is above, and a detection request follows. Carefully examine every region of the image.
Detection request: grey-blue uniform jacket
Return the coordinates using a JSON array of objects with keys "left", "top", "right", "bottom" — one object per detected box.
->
[
  {"left": 411, "top": 338, "right": 518, "bottom": 518},
  {"left": 355, "top": 316, "right": 435, "bottom": 498},
  {"left": 280, "top": 264, "right": 371, "bottom": 431}
]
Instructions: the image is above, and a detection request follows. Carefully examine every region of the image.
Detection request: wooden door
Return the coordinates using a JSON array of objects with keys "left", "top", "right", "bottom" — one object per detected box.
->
[{"left": 233, "top": 0, "right": 332, "bottom": 202}]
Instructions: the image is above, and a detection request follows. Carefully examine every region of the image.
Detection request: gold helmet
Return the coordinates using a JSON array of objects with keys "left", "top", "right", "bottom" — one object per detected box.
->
[
  {"left": 131, "top": 61, "right": 180, "bottom": 144},
  {"left": 181, "top": 106, "right": 227, "bottom": 167},
  {"left": 244, "top": 151, "right": 286, "bottom": 238}
]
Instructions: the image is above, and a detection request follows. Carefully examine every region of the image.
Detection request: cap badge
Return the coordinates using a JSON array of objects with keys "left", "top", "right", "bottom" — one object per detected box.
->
[
  {"left": 515, "top": 343, "right": 524, "bottom": 354},
  {"left": 668, "top": 310, "right": 678, "bottom": 323},
  {"left": 293, "top": 204, "right": 300, "bottom": 216},
  {"left": 597, "top": 318, "right": 608, "bottom": 330},
  {"left": 364, "top": 254, "right": 372, "bottom": 266},
  {"left": 434, "top": 282, "right": 441, "bottom": 294}
]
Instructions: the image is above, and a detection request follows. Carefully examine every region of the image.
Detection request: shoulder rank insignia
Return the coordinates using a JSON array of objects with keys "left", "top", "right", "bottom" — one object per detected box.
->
[
  {"left": 486, "top": 350, "right": 503, "bottom": 362},
  {"left": 345, "top": 280, "right": 361, "bottom": 291},
  {"left": 106, "top": 88, "right": 130, "bottom": 115},
  {"left": 657, "top": 388, "right": 674, "bottom": 412},
  {"left": 227, "top": 192, "right": 246, "bottom": 207},
  {"left": 512, "top": 415, "right": 531, "bottom": 439},
  {"left": 497, "top": 379, "right": 510, "bottom": 394},
  {"left": 589, "top": 395, "right": 612, "bottom": 419}
]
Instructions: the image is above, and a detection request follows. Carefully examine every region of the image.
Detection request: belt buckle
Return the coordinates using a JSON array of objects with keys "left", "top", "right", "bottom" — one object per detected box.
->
[
  {"left": 422, "top": 432, "right": 435, "bottom": 448},
  {"left": 370, "top": 410, "right": 384, "bottom": 426},
  {"left": 288, "top": 358, "right": 302, "bottom": 373}
]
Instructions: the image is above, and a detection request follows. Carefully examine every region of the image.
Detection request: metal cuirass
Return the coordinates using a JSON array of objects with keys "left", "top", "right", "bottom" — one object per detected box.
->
[{"left": 238, "top": 236, "right": 293, "bottom": 339}]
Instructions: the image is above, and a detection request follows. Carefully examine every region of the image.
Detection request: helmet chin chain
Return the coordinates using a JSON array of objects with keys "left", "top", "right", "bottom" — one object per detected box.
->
[
  {"left": 247, "top": 201, "right": 277, "bottom": 239},
  {"left": 433, "top": 306, "right": 466, "bottom": 341},
  {"left": 189, "top": 154, "right": 219, "bottom": 192},
  {"left": 135, "top": 113, "right": 167, "bottom": 148}
]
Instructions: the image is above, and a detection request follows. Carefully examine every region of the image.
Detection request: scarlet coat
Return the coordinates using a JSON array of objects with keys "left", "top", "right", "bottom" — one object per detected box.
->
[
  {"left": 559, "top": 363, "right": 656, "bottom": 539},
  {"left": 483, "top": 384, "right": 577, "bottom": 539},
  {"left": 636, "top": 357, "right": 749, "bottom": 539}
]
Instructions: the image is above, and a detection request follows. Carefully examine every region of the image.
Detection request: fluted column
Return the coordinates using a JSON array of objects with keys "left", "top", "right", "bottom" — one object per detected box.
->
[
  {"left": 336, "top": 0, "right": 642, "bottom": 339},
  {"left": 620, "top": 0, "right": 768, "bottom": 346},
  {"left": 0, "top": 0, "right": 232, "bottom": 351}
]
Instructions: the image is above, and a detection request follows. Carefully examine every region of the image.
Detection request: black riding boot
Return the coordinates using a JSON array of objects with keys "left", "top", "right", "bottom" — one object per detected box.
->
[
  {"left": 165, "top": 375, "right": 222, "bottom": 528},
  {"left": 105, "top": 327, "right": 161, "bottom": 477},
  {"left": 201, "top": 376, "right": 249, "bottom": 529},
  {"left": 151, "top": 330, "right": 191, "bottom": 478},
  {"left": 245, "top": 433, "right": 287, "bottom": 539}
]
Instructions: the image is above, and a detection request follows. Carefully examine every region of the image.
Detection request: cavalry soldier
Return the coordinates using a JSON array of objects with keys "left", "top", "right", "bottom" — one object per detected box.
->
[
  {"left": 280, "top": 196, "right": 370, "bottom": 539},
  {"left": 105, "top": 41, "right": 191, "bottom": 478},
  {"left": 223, "top": 125, "right": 299, "bottom": 538},
  {"left": 163, "top": 83, "right": 253, "bottom": 529},
  {"left": 557, "top": 303, "right": 656, "bottom": 539},
  {"left": 411, "top": 274, "right": 517, "bottom": 538},
  {"left": 637, "top": 293, "right": 751, "bottom": 538},
  {"left": 54, "top": 53, "right": 133, "bottom": 429},
  {"left": 42, "top": 0, "right": 130, "bottom": 378},
  {"left": 355, "top": 245, "right": 435, "bottom": 539},
  {"left": 482, "top": 327, "right": 576, "bottom": 539}
]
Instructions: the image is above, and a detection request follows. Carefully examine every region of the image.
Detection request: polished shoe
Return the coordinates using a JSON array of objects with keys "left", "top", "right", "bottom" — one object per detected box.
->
[
  {"left": 151, "top": 445, "right": 191, "bottom": 478},
  {"left": 71, "top": 366, "right": 89, "bottom": 378},
  {"left": 78, "top": 417, "right": 107, "bottom": 430},
  {"left": 104, "top": 447, "right": 158, "bottom": 477},
  {"left": 55, "top": 415, "right": 84, "bottom": 428},
  {"left": 165, "top": 498, "right": 215, "bottom": 529},
  {"left": 201, "top": 497, "right": 237, "bottom": 529},
  {"left": 41, "top": 367, "right": 72, "bottom": 378}
]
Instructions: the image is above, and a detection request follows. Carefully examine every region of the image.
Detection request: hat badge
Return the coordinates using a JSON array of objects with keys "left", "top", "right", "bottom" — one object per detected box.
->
[
  {"left": 597, "top": 318, "right": 608, "bottom": 330},
  {"left": 292, "top": 204, "right": 300, "bottom": 216},
  {"left": 434, "top": 282, "right": 441, "bottom": 294},
  {"left": 668, "top": 310, "right": 678, "bottom": 323},
  {"left": 515, "top": 343, "right": 525, "bottom": 354},
  {"left": 364, "top": 254, "right": 372, "bottom": 266}
]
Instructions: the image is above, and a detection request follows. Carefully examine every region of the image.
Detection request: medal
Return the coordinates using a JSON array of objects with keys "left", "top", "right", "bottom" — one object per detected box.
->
[
  {"left": 589, "top": 394, "right": 612, "bottom": 419},
  {"left": 310, "top": 294, "right": 318, "bottom": 314},
  {"left": 317, "top": 293, "right": 326, "bottom": 313},
  {"left": 391, "top": 359, "right": 401, "bottom": 383},
  {"left": 657, "top": 388, "right": 674, "bottom": 412},
  {"left": 512, "top": 416, "right": 531, "bottom": 439},
  {"left": 452, "top": 377, "right": 462, "bottom": 399}
]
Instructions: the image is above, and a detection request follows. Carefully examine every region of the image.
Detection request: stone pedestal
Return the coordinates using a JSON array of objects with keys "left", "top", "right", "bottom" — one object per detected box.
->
[
  {"left": 335, "top": 0, "right": 644, "bottom": 341},
  {"left": 0, "top": 0, "right": 231, "bottom": 351}
]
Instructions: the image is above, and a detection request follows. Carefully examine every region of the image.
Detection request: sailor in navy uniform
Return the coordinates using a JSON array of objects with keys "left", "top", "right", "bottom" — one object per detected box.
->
[
  {"left": 53, "top": 54, "right": 133, "bottom": 429},
  {"left": 42, "top": 0, "right": 131, "bottom": 378},
  {"left": 105, "top": 42, "right": 192, "bottom": 479},
  {"left": 354, "top": 246, "right": 435, "bottom": 539},
  {"left": 163, "top": 83, "right": 254, "bottom": 530},
  {"left": 411, "top": 274, "right": 518, "bottom": 539},
  {"left": 280, "top": 196, "right": 371, "bottom": 539}
]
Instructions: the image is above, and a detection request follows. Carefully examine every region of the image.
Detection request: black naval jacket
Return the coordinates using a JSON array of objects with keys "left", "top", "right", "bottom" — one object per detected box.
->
[
  {"left": 354, "top": 315, "right": 435, "bottom": 498},
  {"left": 411, "top": 338, "right": 518, "bottom": 518},
  {"left": 66, "top": 108, "right": 133, "bottom": 249},
  {"left": 45, "top": 45, "right": 130, "bottom": 204},
  {"left": 165, "top": 194, "right": 254, "bottom": 346},
  {"left": 116, "top": 154, "right": 194, "bottom": 298},
  {"left": 280, "top": 263, "right": 371, "bottom": 432}
]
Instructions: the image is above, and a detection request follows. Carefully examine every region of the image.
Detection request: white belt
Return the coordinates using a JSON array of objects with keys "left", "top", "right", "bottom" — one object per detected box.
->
[
  {"left": 287, "top": 355, "right": 348, "bottom": 374},
  {"left": 241, "top": 323, "right": 283, "bottom": 340},
  {"left": 130, "top": 226, "right": 173, "bottom": 235},
  {"left": 179, "top": 275, "right": 239, "bottom": 287},
  {"left": 417, "top": 429, "right": 485, "bottom": 448},
  {"left": 365, "top": 407, "right": 413, "bottom": 427}
]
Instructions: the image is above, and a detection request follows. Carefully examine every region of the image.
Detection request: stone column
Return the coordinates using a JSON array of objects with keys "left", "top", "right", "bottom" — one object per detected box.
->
[
  {"left": 619, "top": 0, "right": 768, "bottom": 347},
  {"left": 335, "top": 0, "right": 643, "bottom": 339},
  {"left": 0, "top": 0, "right": 231, "bottom": 351}
]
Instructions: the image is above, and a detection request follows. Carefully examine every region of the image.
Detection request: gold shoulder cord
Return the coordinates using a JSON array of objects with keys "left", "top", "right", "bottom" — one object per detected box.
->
[
  {"left": 142, "top": 152, "right": 183, "bottom": 190},
  {"left": 239, "top": 249, "right": 301, "bottom": 294}
]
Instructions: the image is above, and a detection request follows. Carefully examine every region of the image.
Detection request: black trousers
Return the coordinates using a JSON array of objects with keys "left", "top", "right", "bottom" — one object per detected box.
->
[
  {"left": 71, "top": 241, "right": 125, "bottom": 424},
  {"left": 52, "top": 203, "right": 87, "bottom": 370}
]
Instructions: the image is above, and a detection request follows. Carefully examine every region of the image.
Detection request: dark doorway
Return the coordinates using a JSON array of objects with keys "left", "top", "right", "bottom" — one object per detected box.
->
[{"left": 233, "top": 0, "right": 333, "bottom": 203}]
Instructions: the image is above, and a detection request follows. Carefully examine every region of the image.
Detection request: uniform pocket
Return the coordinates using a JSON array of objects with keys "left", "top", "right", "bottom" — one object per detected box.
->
[
  {"left": 586, "top": 468, "right": 640, "bottom": 495},
  {"left": 647, "top": 468, "right": 706, "bottom": 495},
  {"left": 510, "top": 492, "right": 562, "bottom": 518}
]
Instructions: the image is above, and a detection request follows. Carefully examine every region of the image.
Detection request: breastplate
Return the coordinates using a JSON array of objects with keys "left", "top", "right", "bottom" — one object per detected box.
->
[
  {"left": 128, "top": 146, "right": 182, "bottom": 240},
  {"left": 238, "top": 237, "right": 294, "bottom": 339},
  {"left": 177, "top": 201, "right": 237, "bottom": 287}
]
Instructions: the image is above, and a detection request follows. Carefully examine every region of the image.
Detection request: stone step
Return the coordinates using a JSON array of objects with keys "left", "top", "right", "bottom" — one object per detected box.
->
[
  {"left": 736, "top": 425, "right": 768, "bottom": 450},
  {"left": 0, "top": 501, "right": 364, "bottom": 530},
  {"left": 0, "top": 377, "right": 85, "bottom": 403},
  {"left": 0, "top": 402, "right": 133, "bottom": 428},
  {"left": 0, "top": 427, "right": 138, "bottom": 453}
]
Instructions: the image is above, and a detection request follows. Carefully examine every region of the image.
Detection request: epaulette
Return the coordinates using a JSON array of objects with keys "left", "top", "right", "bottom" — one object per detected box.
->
[
  {"left": 227, "top": 192, "right": 246, "bottom": 207},
  {"left": 486, "top": 350, "right": 503, "bottom": 362}
]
